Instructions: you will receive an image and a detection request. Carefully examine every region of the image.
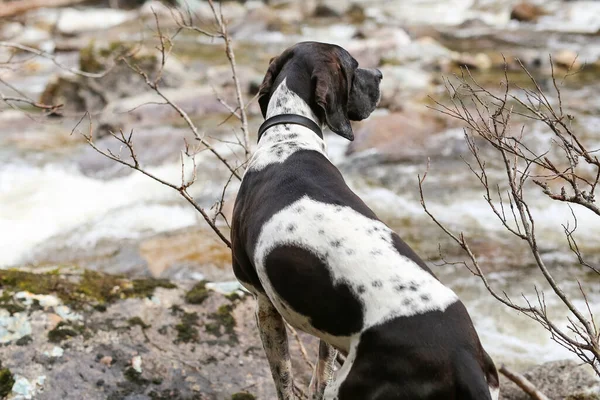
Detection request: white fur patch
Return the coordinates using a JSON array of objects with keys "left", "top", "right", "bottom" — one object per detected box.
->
[
  {"left": 489, "top": 386, "right": 499, "bottom": 400},
  {"left": 254, "top": 196, "right": 458, "bottom": 336},
  {"left": 246, "top": 79, "right": 327, "bottom": 173}
]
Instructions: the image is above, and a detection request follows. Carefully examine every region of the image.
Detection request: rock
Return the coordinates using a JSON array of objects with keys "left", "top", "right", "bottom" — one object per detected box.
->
[
  {"left": 313, "top": 0, "right": 351, "bottom": 17},
  {"left": 380, "top": 36, "right": 452, "bottom": 69},
  {"left": 131, "top": 356, "right": 142, "bottom": 373},
  {"left": 0, "top": 268, "right": 316, "bottom": 399},
  {"left": 205, "top": 281, "right": 246, "bottom": 296},
  {"left": 376, "top": 0, "right": 476, "bottom": 27},
  {"left": 452, "top": 52, "right": 492, "bottom": 70},
  {"left": 377, "top": 66, "right": 433, "bottom": 110},
  {"left": 553, "top": 49, "right": 581, "bottom": 70},
  {"left": 0, "top": 22, "right": 23, "bottom": 40},
  {"left": 510, "top": 2, "right": 546, "bottom": 22},
  {"left": 347, "top": 110, "right": 450, "bottom": 161},
  {"left": 347, "top": 3, "right": 367, "bottom": 23},
  {"left": 535, "top": 1, "right": 600, "bottom": 34},
  {"left": 99, "top": 356, "right": 114, "bottom": 367},
  {"left": 88, "top": 82, "right": 233, "bottom": 143},
  {"left": 6, "top": 26, "right": 54, "bottom": 53},
  {"left": 347, "top": 27, "right": 412, "bottom": 68},
  {"left": 500, "top": 360, "right": 600, "bottom": 400},
  {"left": 138, "top": 226, "right": 233, "bottom": 280},
  {"left": 0, "top": 310, "right": 32, "bottom": 344},
  {"left": 40, "top": 42, "right": 186, "bottom": 115},
  {"left": 204, "top": 65, "right": 263, "bottom": 92},
  {"left": 11, "top": 375, "right": 35, "bottom": 399},
  {"left": 56, "top": 8, "right": 136, "bottom": 36}
]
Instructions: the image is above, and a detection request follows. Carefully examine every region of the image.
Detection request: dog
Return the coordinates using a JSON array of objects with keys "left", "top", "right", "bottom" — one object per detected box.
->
[{"left": 231, "top": 42, "right": 499, "bottom": 400}]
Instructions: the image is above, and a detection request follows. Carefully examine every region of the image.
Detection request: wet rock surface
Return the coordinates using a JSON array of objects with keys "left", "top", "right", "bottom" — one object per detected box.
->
[{"left": 0, "top": 268, "right": 315, "bottom": 400}]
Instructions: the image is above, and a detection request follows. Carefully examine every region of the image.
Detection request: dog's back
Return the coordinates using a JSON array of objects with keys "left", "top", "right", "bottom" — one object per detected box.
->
[{"left": 234, "top": 146, "right": 499, "bottom": 399}]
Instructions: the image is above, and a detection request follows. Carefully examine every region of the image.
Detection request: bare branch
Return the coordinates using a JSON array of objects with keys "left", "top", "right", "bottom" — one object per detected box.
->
[
  {"left": 499, "top": 365, "right": 551, "bottom": 400},
  {"left": 0, "top": 41, "right": 114, "bottom": 78}
]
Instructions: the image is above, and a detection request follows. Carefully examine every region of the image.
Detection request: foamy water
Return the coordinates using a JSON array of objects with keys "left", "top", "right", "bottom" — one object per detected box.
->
[{"left": 0, "top": 162, "right": 199, "bottom": 267}]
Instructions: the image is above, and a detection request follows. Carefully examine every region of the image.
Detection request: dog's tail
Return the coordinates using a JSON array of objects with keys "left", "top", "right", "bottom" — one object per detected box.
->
[{"left": 453, "top": 349, "right": 499, "bottom": 400}]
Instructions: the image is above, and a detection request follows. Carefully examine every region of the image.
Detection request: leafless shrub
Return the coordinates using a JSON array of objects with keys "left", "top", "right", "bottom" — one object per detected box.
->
[
  {"left": 421, "top": 59, "right": 599, "bottom": 375},
  {"left": 74, "top": 1, "right": 251, "bottom": 248},
  {"left": 1, "top": 1, "right": 318, "bottom": 396}
]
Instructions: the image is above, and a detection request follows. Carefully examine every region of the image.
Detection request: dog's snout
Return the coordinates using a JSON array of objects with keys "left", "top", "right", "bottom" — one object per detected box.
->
[{"left": 375, "top": 69, "right": 383, "bottom": 80}]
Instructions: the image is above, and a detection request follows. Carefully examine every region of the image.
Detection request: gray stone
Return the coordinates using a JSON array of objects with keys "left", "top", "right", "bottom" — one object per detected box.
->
[
  {"left": 0, "top": 270, "right": 317, "bottom": 400},
  {"left": 500, "top": 360, "right": 600, "bottom": 400}
]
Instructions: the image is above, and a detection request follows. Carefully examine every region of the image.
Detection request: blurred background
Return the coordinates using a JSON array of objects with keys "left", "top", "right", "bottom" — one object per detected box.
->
[{"left": 1, "top": 0, "right": 599, "bottom": 397}]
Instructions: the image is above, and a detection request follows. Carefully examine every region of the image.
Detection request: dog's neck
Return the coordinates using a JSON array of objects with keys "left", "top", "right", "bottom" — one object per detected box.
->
[
  {"left": 246, "top": 78, "right": 327, "bottom": 172},
  {"left": 265, "top": 78, "right": 321, "bottom": 122},
  {"left": 258, "top": 78, "right": 325, "bottom": 149}
]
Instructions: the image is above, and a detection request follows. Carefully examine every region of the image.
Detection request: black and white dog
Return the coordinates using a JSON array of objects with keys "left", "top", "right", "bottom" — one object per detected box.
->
[{"left": 231, "top": 42, "right": 499, "bottom": 400}]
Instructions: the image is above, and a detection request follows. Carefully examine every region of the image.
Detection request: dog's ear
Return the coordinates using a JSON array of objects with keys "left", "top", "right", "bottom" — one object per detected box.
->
[
  {"left": 258, "top": 51, "right": 293, "bottom": 118},
  {"left": 313, "top": 65, "right": 354, "bottom": 141}
]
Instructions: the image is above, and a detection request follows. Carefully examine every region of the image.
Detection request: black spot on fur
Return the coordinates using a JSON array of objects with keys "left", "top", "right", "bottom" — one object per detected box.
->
[
  {"left": 420, "top": 294, "right": 430, "bottom": 302},
  {"left": 357, "top": 285, "right": 366, "bottom": 294},
  {"left": 330, "top": 240, "right": 341, "bottom": 248},
  {"left": 315, "top": 213, "right": 324, "bottom": 220},
  {"left": 318, "top": 229, "right": 325, "bottom": 235},
  {"left": 394, "top": 284, "right": 406, "bottom": 291},
  {"left": 334, "top": 206, "right": 343, "bottom": 212},
  {"left": 346, "top": 249, "right": 354, "bottom": 255},
  {"left": 402, "top": 298, "right": 412, "bottom": 306},
  {"left": 287, "top": 224, "right": 296, "bottom": 232},
  {"left": 276, "top": 149, "right": 284, "bottom": 157},
  {"left": 371, "top": 280, "right": 382, "bottom": 288},
  {"left": 410, "top": 285, "right": 418, "bottom": 291},
  {"left": 264, "top": 245, "right": 364, "bottom": 336}
]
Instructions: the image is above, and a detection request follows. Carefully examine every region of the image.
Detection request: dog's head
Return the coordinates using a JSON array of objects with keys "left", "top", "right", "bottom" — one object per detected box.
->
[{"left": 258, "top": 42, "right": 382, "bottom": 141}]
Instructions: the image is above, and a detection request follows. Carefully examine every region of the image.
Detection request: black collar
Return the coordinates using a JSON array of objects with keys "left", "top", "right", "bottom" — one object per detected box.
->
[{"left": 257, "top": 114, "right": 323, "bottom": 143}]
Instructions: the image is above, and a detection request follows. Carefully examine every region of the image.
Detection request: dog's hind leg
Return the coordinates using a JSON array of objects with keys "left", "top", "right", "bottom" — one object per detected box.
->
[
  {"left": 308, "top": 340, "right": 337, "bottom": 400},
  {"left": 256, "top": 294, "right": 295, "bottom": 400}
]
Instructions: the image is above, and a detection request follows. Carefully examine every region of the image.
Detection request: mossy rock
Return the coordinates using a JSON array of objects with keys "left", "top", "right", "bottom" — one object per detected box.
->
[
  {"left": 0, "top": 269, "right": 176, "bottom": 311},
  {"left": 0, "top": 362, "right": 15, "bottom": 398},
  {"left": 231, "top": 392, "right": 256, "bottom": 400},
  {"left": 48, "top": 321, "right": 85, "bottom": 343},
  {"left": 174, "top": 311, "right": 200, "bottom": 344},
  {"left": 127, "top": 317, "right": 150, "bottom": 330},
  {"left": 79, "top": 41, "right": 142, "bottom": 73},
  {"left": 123, "top": 367, "right": 148, "bottom": 385},
  {"left": 205, "top": 304, "right": 237, "bottom": 343},
  {"left": 15, "top": 335, "right": 33, "bottom": 346},
  {"left": 184, "top": 281, "right": 209, "bottom": 305},
  {"left": 0, "top": 291, "right": 25, "bottom": 315}
]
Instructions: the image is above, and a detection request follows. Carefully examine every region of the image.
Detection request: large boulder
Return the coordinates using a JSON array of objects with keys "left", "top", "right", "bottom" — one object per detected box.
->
[
  {"left": 347, "top": 110, "right": 456, "bottom": 161},
  {"left": 500, "top": 360, "right": 600, "bottom": 400},
  {"left": 0, "top": 268, "right": 317, "bottom": 400}
]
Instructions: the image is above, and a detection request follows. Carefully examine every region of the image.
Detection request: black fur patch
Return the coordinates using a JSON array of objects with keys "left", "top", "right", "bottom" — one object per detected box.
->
[{"left": 264, "top": 244, "right": 364, "bottom": 336}]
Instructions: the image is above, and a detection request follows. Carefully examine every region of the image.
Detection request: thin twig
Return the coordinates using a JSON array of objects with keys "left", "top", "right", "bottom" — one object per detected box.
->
[{"left": 499, "top": 365, "right": 551, "bottom": 400}]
